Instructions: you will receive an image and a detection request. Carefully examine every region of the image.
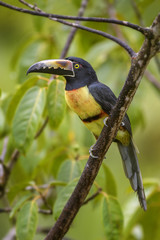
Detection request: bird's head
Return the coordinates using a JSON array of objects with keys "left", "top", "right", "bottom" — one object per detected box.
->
[{"left": 27, "top": 57, "right": 98, "bottom": 90}]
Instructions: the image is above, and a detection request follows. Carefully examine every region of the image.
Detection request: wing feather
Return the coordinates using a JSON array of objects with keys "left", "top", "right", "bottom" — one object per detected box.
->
[{"left": 88, "top": 82, "right": 132, "bottom": 135}]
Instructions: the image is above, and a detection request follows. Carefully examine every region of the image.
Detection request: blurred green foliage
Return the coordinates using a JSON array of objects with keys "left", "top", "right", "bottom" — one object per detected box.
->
[{"left": 0, "top": 0, "right": 160, "bottom": 239}]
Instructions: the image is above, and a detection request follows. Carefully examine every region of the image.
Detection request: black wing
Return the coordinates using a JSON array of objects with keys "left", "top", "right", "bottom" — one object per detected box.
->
[{"left": 88, "top": 82, "right": 132, "bottom": 135}]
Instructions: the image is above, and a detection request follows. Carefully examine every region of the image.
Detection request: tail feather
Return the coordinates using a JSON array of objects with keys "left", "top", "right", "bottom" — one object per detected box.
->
[{"left": 117, "top": 139, "right": 147, "bottom": 211}]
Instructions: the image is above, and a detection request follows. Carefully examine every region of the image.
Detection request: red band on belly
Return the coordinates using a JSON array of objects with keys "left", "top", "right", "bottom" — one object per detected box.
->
[{"left": 81, "top": 111, "right": 108, "bottom": 123}]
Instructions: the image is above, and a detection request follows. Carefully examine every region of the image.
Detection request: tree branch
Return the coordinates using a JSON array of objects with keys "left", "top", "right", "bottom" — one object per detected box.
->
[
  {"left": 19, "top": 0, "right": 40, "bottom": 11},
  {"left": 0, "top": 1, "right": 152, "bottom": 37},
  {"left": 0, "top": 1, "right": 135, "bottom": 57},
  {"left": 44, "top": 14, "right": 160, "bottom": 240},
  {"left": 53, "top": 18, "right": 135, "bottom": 57},
  {"left": 16, "top": 1, "right": 135, "bottom": 56},
  {"left": 19, "top": 0, "right": 88, "bottom": 59}
]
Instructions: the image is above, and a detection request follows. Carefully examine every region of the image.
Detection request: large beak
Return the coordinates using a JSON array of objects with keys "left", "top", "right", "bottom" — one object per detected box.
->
[{"left": 27, "top": 59, "right": 74, "bottom": 77}]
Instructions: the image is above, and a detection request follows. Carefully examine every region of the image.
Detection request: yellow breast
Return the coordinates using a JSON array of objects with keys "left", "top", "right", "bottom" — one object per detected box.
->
[
  {"left": 65, "top": 86, "right": 130, "bottom": 142},
  {"left": 65, "top": 86, "right": 102, "bottom": 119}
]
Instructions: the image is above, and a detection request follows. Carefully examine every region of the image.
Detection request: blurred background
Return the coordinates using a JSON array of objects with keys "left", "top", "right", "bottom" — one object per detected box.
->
[{"left": 0, "top": 0, "right": 160, "bottom": 239}]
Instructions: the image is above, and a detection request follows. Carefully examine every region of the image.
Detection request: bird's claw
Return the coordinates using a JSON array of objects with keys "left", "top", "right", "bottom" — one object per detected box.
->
[
  {"left": 104, "top": 117, "right": 125, "bottom": 128},
  {"left": 103, "top": 117, "right": 108, "bottom": 127},
  {"left": 89, "top": 145, "right": 99, "bottom": 159},
  {"left": 121, "top": 121, "right": 125, "bottom": 127}
]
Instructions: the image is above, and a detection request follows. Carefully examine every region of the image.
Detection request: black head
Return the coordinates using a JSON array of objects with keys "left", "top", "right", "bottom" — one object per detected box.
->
[
  {"left": 27, "top": 57, "right": 98, "bottom": 90},
  {"left": 64, "top": 57, "right": 98, "bottom": 90}
]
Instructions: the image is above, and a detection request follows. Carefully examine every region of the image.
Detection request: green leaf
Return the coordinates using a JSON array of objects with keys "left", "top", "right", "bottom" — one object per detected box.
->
[
  {"left": 12, "top": 86, "right": 46, "bottom": 152},
  {"left": 102, "top": 195, "right": 123, "bottom": 240},
  {"left": 47, "top": 79, "right": 66, "bottom": 129},
  {"left": 8, "top": 182, "right": 32, "bottom": 203},
  {"left": 11, "top": 35, "right": 39, "bottom": 71},
  {"left": 85, "top": 41, "right": 117, "bottom": 68},
  {"left": 19, "top": 152, "right": 43, "bottom": 175},
  {"left": 103, "top": 163, "right": 117, "bottom": 197},
  {"left": 6, "top": 76, "right": 41, "bottom": 124},
  {"left": 10, "top": 192, "right": 33, "bottom": 219},
  {"left": 139, "top": 191, "right": 160, "bottom": 240},
  {"left": 16, "top": 201, "right": 38, "bottom": 240},
  {"left": 123, "top": 179, "right": 160, "bottom": 239},
  {"left": 57, "top": 159, "right": 81, "bottom": 183},
  {"left": 0, "top": 108, "right": 5, "bottom": 134},
  {"left": 53, "top": 179, "right": 78, "bottom": 220}
]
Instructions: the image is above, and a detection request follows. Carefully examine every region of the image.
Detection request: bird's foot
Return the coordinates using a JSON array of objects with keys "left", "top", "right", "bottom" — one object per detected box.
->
[
  {"left": 89, "top": 145, "right": 99, "bottom": 159},
  {"left": 121, "top": 121, "right": 125, "bottom": 127},
  {"left": 103, "top": 117, "right": 109, "bottom": 127},
  {"left": 89, "top": 145, "right": 107, "bottom": 159},
  {"left": 104, "top": 117, "right": 125, "bottom": 128}
]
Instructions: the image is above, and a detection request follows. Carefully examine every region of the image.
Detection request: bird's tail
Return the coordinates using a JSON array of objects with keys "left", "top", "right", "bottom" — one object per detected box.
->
[{"left": 117, "top": 139, "right": 147, "bottom": 211}]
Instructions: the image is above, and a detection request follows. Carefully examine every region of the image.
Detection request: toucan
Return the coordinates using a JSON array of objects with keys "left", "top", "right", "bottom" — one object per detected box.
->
[{"left": 27, "top": 56, "right": 147, "bottom": 211}]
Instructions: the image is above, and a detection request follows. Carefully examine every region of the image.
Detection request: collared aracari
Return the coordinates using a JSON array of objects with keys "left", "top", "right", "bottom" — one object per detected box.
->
[{"left": 27, "top": 56, "right": 147, "bottom": 210}]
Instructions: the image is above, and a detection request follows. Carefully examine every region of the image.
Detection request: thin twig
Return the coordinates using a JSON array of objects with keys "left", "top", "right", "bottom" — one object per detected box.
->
[
  {"left": 34, "top": 117, "right": 49, "bottom": 139},
  {"left": 38, "top": 209, "right": 53, "bottom": 215},
  {"left": 0, "top": 207, "right": 11, "bottom": 213},
  {"left": 0, "top": 138, "right": 10, "bottom": 196},
  {"left": 106, "top": 0, "right": 125, "bottom": 41},
  {"left": 19, "top": 0, "right": 41, "bottom": 11},
  {"left": 7, "top": 149, "right": 20, "bottom": 170},
  {"left": 38, "top": 190, "right": 52, "bottom": 212},
  {"left": 154, "top": 56, "right": 160, "bottom": 72},
  {"left": 0, "top": 148, "right": 19, "bottom": 197},
  {"left": 60, "top": 0, "right": 89, "bottom": 58},
  {"left": 82, "top": 188, "right": 102, "bottom": 205},
  {"left": 0, "top": 1, "right": 153, "bottom": 37},
  {"left": 25, "top": 183, "right": 51, "bottom": 190},
  {"left": 130, "top": 0, "right": 144, "bottom": 26},
  {"left": 37, "top": 227, "right": 51, "bottom": 234},
  {"left": 0, "top": 149, "right": 20, "bottom": 197},
  {"left": 2, "top": 227, "right": 16, "bottom": 240},
  {"left": 145, "top": 70, "right": 160, "bottom": 91},
  {"left": 0, "top": 207, "right": 52, "bottom": 215}
]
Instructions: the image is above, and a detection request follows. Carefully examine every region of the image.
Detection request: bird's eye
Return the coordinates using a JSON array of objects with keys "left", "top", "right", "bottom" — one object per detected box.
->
[{"left": 74, "top": 64, "right": 80, "bottom": 69}]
